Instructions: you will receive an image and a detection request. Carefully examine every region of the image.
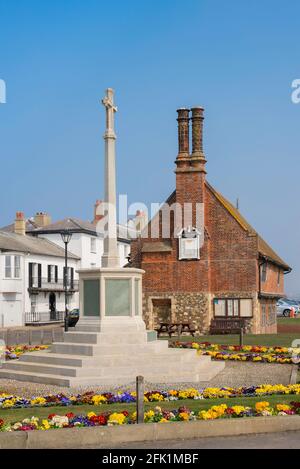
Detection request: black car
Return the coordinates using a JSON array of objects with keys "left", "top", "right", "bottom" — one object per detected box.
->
[{"left": 68, "top": 308, "right": 80, "bottom": 327}]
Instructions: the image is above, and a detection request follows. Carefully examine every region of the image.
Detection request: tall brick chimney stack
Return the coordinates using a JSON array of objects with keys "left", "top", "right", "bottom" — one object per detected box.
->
[
  {"left": 176, "top": 108, "right": 190, "bottom": 170},
  {"left": 175, "top": 106, "right": 207, "bottom": 229},
  {"left": 190, "top": 107, "right": 207, "bottom": 172},
  {"left": 14, "top": 212, "right": 26, "bottom": 236}
]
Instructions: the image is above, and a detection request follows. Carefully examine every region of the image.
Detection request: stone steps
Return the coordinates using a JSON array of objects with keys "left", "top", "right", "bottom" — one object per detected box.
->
[
  {"left": 0, "top": 369, "right": 75, "bottom": 387},
  {"left": 62, "top": 331, "right": 148, "bottom": 345},
  {"left": 51, "top": 340, "right": 169, "bottom": 356},
  {"left": 0, "top": 360, "right": 224, "bottom": 386},
  {"left": 75, "top": 321, "right": 147, "bottom": 334},
  {"left": 18, "top": 348, "right": 208, "bottom": 368},
  {"left": 0, "top": 343, "right": 221, "bottom": 386},
  {"left": 17, "top": 349, "right": 210, "bottom": 368},
  {"left": 5, "top": 349, "right": 211, "bottom": 373},
  {"left": 0, "top": 361, "right": 99, "bottom": 377},
  {"left": 1, "top": 358, "right": 210, "bottom": 378},
  {"left": 0, "top": 318, "right": 224, "bottom": 387}
]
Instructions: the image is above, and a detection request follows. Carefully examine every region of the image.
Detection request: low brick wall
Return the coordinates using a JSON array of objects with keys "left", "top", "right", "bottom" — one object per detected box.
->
[{"left": 1, "top": 416, "right": 300, "bottom": 449}]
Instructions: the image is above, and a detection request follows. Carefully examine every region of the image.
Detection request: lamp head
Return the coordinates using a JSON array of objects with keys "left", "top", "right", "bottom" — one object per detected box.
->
[{"left": 61, "top": 230, "right": 73, "bottom": 244}]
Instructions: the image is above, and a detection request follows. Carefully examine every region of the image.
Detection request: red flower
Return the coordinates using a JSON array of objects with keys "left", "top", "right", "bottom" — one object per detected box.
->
[
  {"left": 89, "top": 415, "right": 107, "bottom": 425},
  {"left": 48, "top": 413, "right": 56, "bottom": 420},
  {"left": 291, "top": 402, "right": 300, "bottom": 409},
  {"left": 66, "top": 412, "right": 75, "bottom": 419},
  {"left": 122, "top": 411, "right": 129, "bottom": 417},
  {"left": 178, "top": 406, "right": 190, "bottom": 414},
  {"left": 0, "top": 419, "right": 4, "bottom": 428},
  {"left": 226, "top": 408, "right": 235, "bottom": 415}
]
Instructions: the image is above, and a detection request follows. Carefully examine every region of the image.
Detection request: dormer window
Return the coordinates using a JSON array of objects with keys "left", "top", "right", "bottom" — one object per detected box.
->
[{"left": 178, "top": 226, "right": 201, "bottom": 260}]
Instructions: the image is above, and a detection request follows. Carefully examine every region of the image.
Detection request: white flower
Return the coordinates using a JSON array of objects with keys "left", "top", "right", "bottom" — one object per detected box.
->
[
  {"left": 261, "top": 410, "right": 272, "bottom": 416},
  {"left": 50, "top": 416, "right": 69, "bottom": 427},
  {"left": 12, "top": 422, "right": 22, "bottom": 430}
]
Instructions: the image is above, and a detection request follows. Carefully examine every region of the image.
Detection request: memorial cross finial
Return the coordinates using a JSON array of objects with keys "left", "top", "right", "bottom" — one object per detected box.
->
[{"left": 102, "top": 88, "right": 118, "bottom": 135}]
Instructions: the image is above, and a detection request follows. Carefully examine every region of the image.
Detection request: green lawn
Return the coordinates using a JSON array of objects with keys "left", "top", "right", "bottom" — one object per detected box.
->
[
  {"left": 1, "top": 394, "right": 300, "bottom": 425},
  {"left": 167, "top": 333, "right": 300, "bottom": 347},
  {"left": 278, "top": 317, "right": 300, "bottom": 326}
]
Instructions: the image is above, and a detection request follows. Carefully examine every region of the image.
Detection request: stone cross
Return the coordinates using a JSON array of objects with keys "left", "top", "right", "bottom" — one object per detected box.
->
[
  {"left": 101, "top": 88, "right": 120, "bottom": 268},
  {"left": 102, "top": 88, "right": 118, "bottom": 136}
]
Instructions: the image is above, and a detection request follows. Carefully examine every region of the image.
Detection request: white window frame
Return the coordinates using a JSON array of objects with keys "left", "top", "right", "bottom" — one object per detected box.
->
[
  {"left": 49, "top": 265, "right": 56, "bottom": 283},
  {"left": 90, "top": 237, "right": 97, "bottom": 254},
  {"left": 32, "top": 263, "right": 38, "bottom": 288},
  {"left": 5, "top": 256, "right": 12, "bottom": 278},
  {"left": 14, "top": 256, "right": 21, "bottom": 278}
]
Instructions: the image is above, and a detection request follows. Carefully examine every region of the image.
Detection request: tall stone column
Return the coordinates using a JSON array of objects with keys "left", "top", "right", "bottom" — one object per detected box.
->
[{"left": 101, "top": 88, "right": 120, "bottom": 268}]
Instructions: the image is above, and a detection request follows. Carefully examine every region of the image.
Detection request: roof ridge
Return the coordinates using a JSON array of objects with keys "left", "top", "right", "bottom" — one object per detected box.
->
[{"left": 67, "top": 217, "right": 83, "bottom": 230}]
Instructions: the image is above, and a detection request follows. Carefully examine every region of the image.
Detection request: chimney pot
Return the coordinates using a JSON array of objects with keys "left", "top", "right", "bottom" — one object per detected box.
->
[
  {"left": 176, "top": 108, "right": 190, "bottom": 158},
  {"left": 34, "top": 212, "right": 52, "bottom": 227},
  {"left": 191, "top": 107, "right": 205, "bottom": 157},
  {"left": 15, "top": 211, "right": 26, "bottom": 236}
]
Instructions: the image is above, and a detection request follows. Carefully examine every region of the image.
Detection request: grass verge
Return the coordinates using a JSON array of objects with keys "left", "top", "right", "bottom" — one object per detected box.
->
[{"left": 167, "top": 333, "right": 300, "bottom": 347}]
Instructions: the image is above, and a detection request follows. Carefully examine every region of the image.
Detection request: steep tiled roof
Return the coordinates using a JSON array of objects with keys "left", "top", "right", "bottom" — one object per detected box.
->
[
  {"left": 1, "top": 219, "right": 38, "bottom": 233},
  {"left": 0, "top": 231, "right": 79, "bottom": 259},
  {"left": 32, "top": 218, "right": 97, "bottom": 235},
  {"left": 1, "top": 217, "right": 137, "bottom": 242}
]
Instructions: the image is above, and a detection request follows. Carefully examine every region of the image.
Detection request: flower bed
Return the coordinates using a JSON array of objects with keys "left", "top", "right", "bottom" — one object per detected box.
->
[
  {"left": 1, "top": 384, "right": 300, "bottom": 410},
  {"left": 5, "top": 345, "right": 49, "bottom": 360},
  {"left": 1, "top": 401, "right": 300, "bottom": 431},
  {"left": 171, "top": 342, "right": 300, "bottom": 364}
]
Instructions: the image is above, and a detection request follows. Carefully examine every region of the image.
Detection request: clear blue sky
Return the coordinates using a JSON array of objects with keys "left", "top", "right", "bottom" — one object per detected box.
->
[{"left": 0, "top": 0, "right": 299, "bottom": 295}]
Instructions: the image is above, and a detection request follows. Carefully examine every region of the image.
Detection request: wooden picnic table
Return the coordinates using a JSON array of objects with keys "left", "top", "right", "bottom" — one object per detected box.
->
[{"left": 155, "top": 322, "right": 196, "bottom": 338}]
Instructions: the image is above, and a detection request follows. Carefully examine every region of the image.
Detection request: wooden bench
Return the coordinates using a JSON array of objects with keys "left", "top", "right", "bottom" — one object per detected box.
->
[
  {"left": 155, "top": 322, "right": 196, "bottom": 338},
  {"left": 210, "top": 318, "right": 245, "bottom": 335}
]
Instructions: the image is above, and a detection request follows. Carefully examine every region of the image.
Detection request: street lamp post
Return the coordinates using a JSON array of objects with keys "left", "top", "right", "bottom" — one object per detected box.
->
[{"left": 61, "top": 230, "right": 73, "bottom": 332}]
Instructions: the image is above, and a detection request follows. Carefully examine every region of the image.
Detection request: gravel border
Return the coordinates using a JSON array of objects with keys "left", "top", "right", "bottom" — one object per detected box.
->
[{"left": 0, "top": 362, "right": 293, "bottom": 397}]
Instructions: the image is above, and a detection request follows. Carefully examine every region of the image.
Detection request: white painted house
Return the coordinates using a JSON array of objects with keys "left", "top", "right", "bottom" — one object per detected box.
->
[
  {"left": 0, "top": 227, "right": 79, "bottom": 327},
  {"left": 0, "top": 205, "right": 140, "bottom": 327},
  {"left": 30, "top": 218, "right": 132, "bottom": 269}
]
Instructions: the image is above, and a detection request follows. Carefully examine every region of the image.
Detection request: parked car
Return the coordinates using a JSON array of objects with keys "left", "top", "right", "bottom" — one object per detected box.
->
[
  {"left": 68, "top": 308, "right": 80, "bottom": 327},
  {"left": 276, "top": 299, "right": 300, "bottom": 317}
]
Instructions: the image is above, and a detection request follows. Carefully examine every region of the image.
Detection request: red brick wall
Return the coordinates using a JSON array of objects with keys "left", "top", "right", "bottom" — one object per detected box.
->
[
  {"left": 205, "top": 186, "right": 258, "bottom": 293},
  {"left": 260, "top": 261, "right": 285, "bottom": 296},
  {"left": 132, "top": 182, "right": 259, "bottom": 295}
]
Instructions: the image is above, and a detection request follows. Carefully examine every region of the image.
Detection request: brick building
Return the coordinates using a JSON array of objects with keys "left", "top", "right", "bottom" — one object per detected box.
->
[{"left": 131, "top": 107, "right": 291, "bottom": 334}]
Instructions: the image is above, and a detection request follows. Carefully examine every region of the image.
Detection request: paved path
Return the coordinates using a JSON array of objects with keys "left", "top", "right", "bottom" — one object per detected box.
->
[{"left": 109, "top": 430, "right": 300, "bottom": 449}]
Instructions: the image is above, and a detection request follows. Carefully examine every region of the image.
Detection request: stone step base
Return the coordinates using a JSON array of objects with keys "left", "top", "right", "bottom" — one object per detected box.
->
[
  {"left": 0, "top": 319, "right": 224, "bottom": 387},
  {"left": 51, "top": 340, "right": 169, "bottom": 356},
  {"left": 2, "top": 347, "right": 214, "bottom": 377},
  {"left": 0, "top": 360, "right": 224, "bottom": 386},
  {"left": 19, "top": 349, "right": 211, "bottom": 368},
  {"left": 62, "top": 331, "right": 148, "bottom": 345},
  {"left": 1, "top": 356, "right": 216, "bottom": 379}
]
